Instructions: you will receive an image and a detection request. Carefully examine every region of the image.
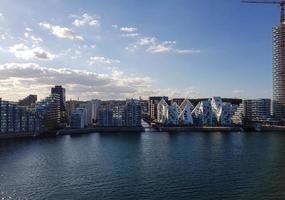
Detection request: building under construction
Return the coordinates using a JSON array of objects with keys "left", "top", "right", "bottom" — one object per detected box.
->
[{"left": 243, "top": 0, "right": 285, "bottom": 121}]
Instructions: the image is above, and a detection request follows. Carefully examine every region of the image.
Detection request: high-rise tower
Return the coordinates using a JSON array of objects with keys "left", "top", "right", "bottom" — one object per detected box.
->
[
  {"left": 273, "top": 23, "right": 285, "bottom": 120},
  {"left": 242, "top": 0, "right": 285, "bottom": 121},
  {"left": 51, "top": 85, "right": 66, "bottom": 123}
]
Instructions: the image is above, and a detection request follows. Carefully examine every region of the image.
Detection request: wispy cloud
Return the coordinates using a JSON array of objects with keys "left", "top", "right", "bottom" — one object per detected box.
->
[
  {"left": 24, "top": 32, "right": 43, "bottom": 44},
  {"left": 175, "top": 49, "right": 201, "bottom": 55},
  {"left": 121, "top": 33, "right": 139, "bottom": 37},
  {"left": 39, "top": 22, "right": 84, "bottom": 41},
  {"left": 120, "top": 27, "right": 137, "bottom": 33},
  {"left": 89, "top": 56, "right": 120, "bottom": 65},
  {"left": 72, "top": 13, "right": 100, "bottom": 27}
]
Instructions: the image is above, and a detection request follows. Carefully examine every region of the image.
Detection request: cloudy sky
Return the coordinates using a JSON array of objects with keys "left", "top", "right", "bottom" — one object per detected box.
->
[{"left": 0, "top": 0, "right": 279, "bottom": 101}]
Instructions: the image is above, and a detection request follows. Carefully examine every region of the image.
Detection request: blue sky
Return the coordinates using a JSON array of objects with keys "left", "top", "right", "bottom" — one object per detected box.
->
[{"left": 0, "top": 0, "right": 280, "bottom": 100}]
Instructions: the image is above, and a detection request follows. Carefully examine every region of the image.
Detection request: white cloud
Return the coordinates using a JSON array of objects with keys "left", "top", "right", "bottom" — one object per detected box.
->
[
  {"left": 72, "top": 13, "right": 100, "bottom": 27},
  {"left": 39, "top": 22, "right": 84, "bottom": 41},
  {"left": 128, "top": 35, "right": 200, "bottom": 55},
  {"left": 112, "top": 24, "right": 118, "bottom": 29},
  {"left": 24, "top": 32, "right": 43, "bottom": 44},
  {"left": 146, "top": 41, "right": 175, "bottom": 53},
  {"left": 0, "top": 63, "right": 153, "bottom": 100},
  {"left": 30, "top": 35, "right": 43, "bottom": 43},
  {"left": 121, "top": 33, "right": 139, "bottom": 37},
  {"left": 9, "top": 43, "right": 55, "bottom": 60},
  {"left": 175, "top": 49, "right": 201, "bottom": 55},
  {"left": 120, "top": 27, "right": 137, "bottom": 33},
  {"left": 90, "top": 44, "right": 96, "bottom": 49},
  {"left": 89, "top": 56, "right": 120, "bottom": 65},
  {"left": 138, "top": 37, "right": 156, "bottom": 46},
  {"left": 0, "top": 32, "right": 9, "bottom": 40},
  {"left": 25, "top": 27, "right": 33, "bottom": 32}
]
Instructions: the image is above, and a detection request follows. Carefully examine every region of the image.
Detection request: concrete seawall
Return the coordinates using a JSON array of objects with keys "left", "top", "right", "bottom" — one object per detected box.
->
[
  {"left": 0, "top": 132, "right": 39, "bottom": 139},
  {"left": 57, "top": 127, "right": 145, "bottom": 135},
  {"left": 157, "top": 126, "right": 243, "bottom": 132}
]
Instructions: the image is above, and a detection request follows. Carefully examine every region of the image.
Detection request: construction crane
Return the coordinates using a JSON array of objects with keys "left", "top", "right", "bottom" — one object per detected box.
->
[{"left": 241, "top": 1, "right": 285, "bottom": 23}]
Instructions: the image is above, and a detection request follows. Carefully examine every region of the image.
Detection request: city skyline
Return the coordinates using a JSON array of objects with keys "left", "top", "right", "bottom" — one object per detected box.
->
[{"left": 0, "top": 0, "right": 279, "bottom": 101}]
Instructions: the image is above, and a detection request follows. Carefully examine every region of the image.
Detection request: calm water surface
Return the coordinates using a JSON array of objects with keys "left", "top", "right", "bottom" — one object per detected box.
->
[{"left": 1, "top": 131, "right": 285, "bottom": 200}]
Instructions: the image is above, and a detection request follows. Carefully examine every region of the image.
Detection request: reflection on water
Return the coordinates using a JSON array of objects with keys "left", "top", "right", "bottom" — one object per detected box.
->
[{"left": 1, "top": 132, "right": 285, "bottom": 200}]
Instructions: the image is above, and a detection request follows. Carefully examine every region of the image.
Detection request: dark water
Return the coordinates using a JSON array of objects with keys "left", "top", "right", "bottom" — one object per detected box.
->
[{"left": 1, "top": 132, "right": 285, "bottom": 200}]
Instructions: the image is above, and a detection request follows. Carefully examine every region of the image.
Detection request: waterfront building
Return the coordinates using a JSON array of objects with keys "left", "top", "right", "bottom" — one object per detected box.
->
[
  {"left": 157, "top": 99, "right": 179, "bottom": 125},
  {"left": 98, "top": 100, "right": 142, "bottom": 127},
  {"left": 51, "top": 86, "right": 66, "bottom": 123},
  {"left": 243, "top": 99, "right": 271, "bottom": 124},
  {"left": 125, "top": 99, "right": 142, "bottom": 127},
  {"left": 75, "top": 107, "right": 88, "bottom": 127},
  {"left": 273, "top": 22, "right": 285, "bottom": 121},
  {"left": 232, "top": 103, "right": 244, "bottom": 125},
  {"left": 70, "top": 107, "right": 87, "bottom": 129},
  {"left": 90, "top": 99, "right": 101, "bottom": 124},
  {"left": 0, "top": 98, "right": 39, "bottom": 133},
  {"left": 70, "top": 112, "right": 85, "bottom": 129},
  {"left": 139, "top": 100, "right": 148, "bottom": 115},
  {"left": 98, "top": 102, "right": 114, "bottom": 127},
  {"left": 149, "top": 96, "right": 169, "bottom": 121},
  {"left": 192, "top": 100, "right": 213, "bottom": 126},
  {"left": 178, "top": 99, "right": 194, "bottom": 125},
  {"left": 36, "top": 94, "right": 61, "bottom": 131},
  {"left": 98, "top": 101, "right": 126, "bottom": 127},
  {"left": 211, "top": 97, "right": 232, "bottom": 126},
  {"left": 18, "top": 95, "right": 37, "bottom": 107},
  {"left": 66, "top": 100, "right": 82, "bottom": 123},
  {"left": 79, "top": 99, "right": 101, "bottom": 125}
]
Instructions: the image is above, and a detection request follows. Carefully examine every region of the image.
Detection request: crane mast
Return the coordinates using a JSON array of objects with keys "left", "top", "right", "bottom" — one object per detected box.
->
[{"left": 241, "top": 1, "right": 285, "bottom": 23}]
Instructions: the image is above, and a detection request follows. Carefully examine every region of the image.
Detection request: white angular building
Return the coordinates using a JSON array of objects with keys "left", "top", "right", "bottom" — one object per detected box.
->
[
  {"left": 178, "top": 99, "right": 194, "bottom": 125},
  {"left": 157, "top": 99, "right": 179, "bottom": 125},
  {"left": 157, "top": 98, "right": 193, "bottom": 126},
  {"left": 211, "top": 97, "right": 232, "bottom": 126},
  {"left": 192, "top": 100, "right": 213, "bottom": 126}
]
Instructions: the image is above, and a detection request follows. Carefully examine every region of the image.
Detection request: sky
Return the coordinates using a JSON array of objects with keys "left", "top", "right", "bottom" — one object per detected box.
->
[{"left": 0, "top": 0, "right": 280, "bottom": 101}]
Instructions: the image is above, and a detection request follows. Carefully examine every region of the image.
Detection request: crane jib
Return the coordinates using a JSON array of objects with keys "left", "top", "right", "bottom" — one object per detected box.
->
[{"left": 241, "top": 0, "right": 285, "bottom": 23}]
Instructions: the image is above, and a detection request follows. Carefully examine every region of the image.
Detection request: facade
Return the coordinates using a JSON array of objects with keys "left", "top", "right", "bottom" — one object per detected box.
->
[
  {"left": 79, "top": 99, "right": 101, "bottom": 125},
  {"left": 272, "top": 23, "right": 285, "bottom": 121},
  {"left": 192, "top": 100, "right": 213, "bottom": 126},
  {"left": 36, "top": 94, "right": 61, "bottom": 131},
  {"left": 51, "top": 85, "right": 66, "bottom": 123},
  {"left": 211, "top": 97, "right": 232, "bottom": 126},
  {"left": 125, "top": 99, "right": 142, "bottom": 127},
  {"left": 98, "top": 100, "right": 142, "bottom": 127},
  {"left": 98, "top": 102, "right": 114, "bottom": 127},
  {"left": 66, "top": 100, "right": 82, "bottom": 123},
  {"left": 149, "top": 96, "right": 169, "bottom": 121},
  {"left": 157, "top": 98, "right": 193, "bottom": 126},
  {"left": 140, "top": 100, "right": 148, "bottom": 115},
  {"left": 18, "top": 95, "right": 37, "bottom": 107},
  {"left": 243, "top": 99, "right": 271, "bottom": 124},
  {"left": 70, "top": 112, "right": 85, "bottom": 129},
  {"left": 0, "top": 98, "right": 39, "bottom": 133},
  {"left": 178, "top": 99, "right": 194, "bottom": 125},
  {"left": 232, "top": 103, "right": 244, "bottom": 125},
  {"left": 70, "top": 107, "right": 87, "bottom": 129}
]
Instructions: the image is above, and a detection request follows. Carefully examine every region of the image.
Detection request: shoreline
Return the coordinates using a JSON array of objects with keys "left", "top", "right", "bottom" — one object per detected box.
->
[
  {"left": 1, "top": 126, "right": 285, "bottom": 140},
  {"left": 156, "top": 126, "right": 243, "bottom": 132},
  {"left": 57, "top": 127, "right": 145, "bottom": 135}
]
